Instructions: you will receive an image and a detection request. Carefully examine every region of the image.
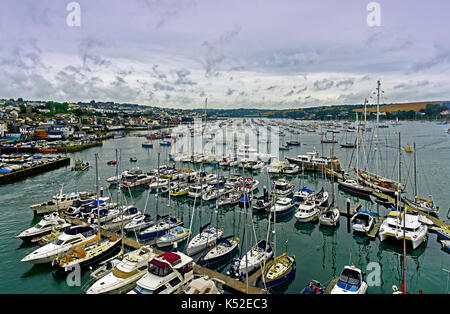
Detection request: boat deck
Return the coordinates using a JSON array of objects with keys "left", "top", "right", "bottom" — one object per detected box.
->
[{"left": 324, "top": 277, "right": 339, "bottom": 294}]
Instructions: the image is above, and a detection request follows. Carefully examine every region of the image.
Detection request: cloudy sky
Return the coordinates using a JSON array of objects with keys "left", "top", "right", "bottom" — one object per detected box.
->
[{"left": 1, "top": 0, "right": 449, "bottom": 109}]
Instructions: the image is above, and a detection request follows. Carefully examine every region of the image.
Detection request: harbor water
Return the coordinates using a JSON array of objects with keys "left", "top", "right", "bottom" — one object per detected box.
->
[{"left": 1, "top": 120, "right": 449, "bottom": 294}]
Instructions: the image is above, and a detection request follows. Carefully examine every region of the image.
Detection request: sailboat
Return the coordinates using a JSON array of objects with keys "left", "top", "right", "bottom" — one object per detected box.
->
[
  {"left": 379, "top": 133, "right": 428, "bottom": 250},
  {"left": 403, "top": 143, "right": 439, "bottom": 215},
  {"left": 262, "top": 190, "right": 296, "bottom": 289},
  {"left": 357, "top": 81, "right": 405, "bottom": 195},
  {"left": 338, "top": 112, "right": 372, "bottom": 197}
]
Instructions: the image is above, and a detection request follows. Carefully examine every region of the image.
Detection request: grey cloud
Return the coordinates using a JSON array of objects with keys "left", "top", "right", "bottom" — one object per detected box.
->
[
  {"left": 313, "top": 79, "right": 334, "bottom": 91},
  {"left": 336, "top": 79, "right": 354, "bottom": 90},
  {"left": 153, "top": 82, "right": 175, "bottom": 91}
]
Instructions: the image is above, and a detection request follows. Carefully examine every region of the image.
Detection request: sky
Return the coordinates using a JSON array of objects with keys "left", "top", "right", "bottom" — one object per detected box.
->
[{"left": 1, "top": 0, "right": 450, "bottom": 109}]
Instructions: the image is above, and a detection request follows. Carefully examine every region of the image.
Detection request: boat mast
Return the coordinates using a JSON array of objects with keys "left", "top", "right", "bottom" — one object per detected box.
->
[
  {"left": 95, "top": 153, "right": 100, "bottom": 235},
  {"left": 397, "top": 131, "right": 406, "bottom": 294},
  {"left": 413, "top": 142, "right": 417, "bottom": 201},
  {"left": 356, "top": 112, "right": 359, "bottom": 178},
  {"left": 376, "top": 80, "right": 380, "bottom": 176}
]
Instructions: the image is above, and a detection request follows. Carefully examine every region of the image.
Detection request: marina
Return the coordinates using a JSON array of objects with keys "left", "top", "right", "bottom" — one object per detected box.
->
[{"left": 1, "top": 118, "right": 449, "bottom": 294}]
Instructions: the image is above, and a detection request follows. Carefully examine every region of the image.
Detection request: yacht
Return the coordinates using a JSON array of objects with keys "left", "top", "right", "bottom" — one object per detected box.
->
[
  {"left": 17, "top": 212, "right": 71, "bottom": 242},
  {"left": 188, "top": 184, "right": 208, "bottom": 199},
  {"left": 263, "top": 253, "right": 296, "bottom": 288},
  {"left": 138, "top": 215, "right": 183, "bottom": 242},
  {"left": 21, "top": 226, "right": 98, "bottom": 264},
  {"left": 55, "top": 235, "right": 122, "bottom": 270},
  {"left": 186, "top": 224, "right": 224, "bottom": 256},
  {"left": 217, "top": 190, "right": 242, "bottom": 206},
  {"left": 379, "top": 211, "right": 428, "bottom": 249},
  {"left": 330, "top": 265, "right": 368, "bottom": 294},
  {"left": 228, "top": 240, "right": 273, "bottom": 279},
  {"left": 266, "top": 161, "right": 286, "bottom": 174},
  {"left": 295, "top": 200, "right": 319, "bottom": 223},
  {"left": 130, "top": 251, "right": 194, "bottom": 294},
  {"left": 149, "top": 178, "right": 169, "bottom": 191},
  {"left": 267, "top": 197, "right": 295, "bottom": 216},
  {"left": 282, "top": 164, "right": 301, "bottom": 175},
  {"left": 313, "top": 188, "right": 329, "bottom": 206},
  {"left": 85, "top": 246, "right": 154, "bottom": 294},
  {"left": 293, "top": 187, "right": 314, "bottom": 204},
  {"left": 156, "top": 226, "right": 190, "bottom": 248},
  {"left": 338, "top": 179, "right": 372, "bottom": 197},
  {"left": 124, "top": 213, "right": 154, "bottom": 233},
  {"left": 272, "top": 179, "right": 294, "bottom": 197},
  {"left": 200, "top": 236, "right": 239, "bottom": 265},
  {"left": 121, "top": 172, "right": 154, "bottom": 189}
]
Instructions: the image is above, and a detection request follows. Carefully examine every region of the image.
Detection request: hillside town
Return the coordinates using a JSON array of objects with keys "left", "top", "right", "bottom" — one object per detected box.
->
[{"left": 0, "top": 98, "right": 198, "bottom": 141}]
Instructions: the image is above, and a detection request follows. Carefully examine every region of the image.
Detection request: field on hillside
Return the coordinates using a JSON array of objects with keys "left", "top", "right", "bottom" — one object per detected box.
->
[{"left": 353, "top": 101, "right": 447, "bottom": 113}]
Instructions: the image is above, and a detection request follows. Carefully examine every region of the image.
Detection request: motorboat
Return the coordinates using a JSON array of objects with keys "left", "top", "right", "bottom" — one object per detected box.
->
[
  {"left": 129, "top": 251, "right": 194, "bottom": 294},
  {"left": 351, "top": 211, "right": 376, "bottom": 235},
  {"left": 156, "top": 226, "right": 190, "bottom": 248},
  {"left": 379, "top": 211, "right": 428, "bottom": 249},
  {"left": 251, "top": 196, "right": 273, "bottom": 214},
  {"left": 330, "top": 265, "right": 368, "bottom": 294},
  {"left": 266, "top": 161, "right": 286, "bottom": 174},
  {"left": 121, "top": 173, "right": 154, "bottom": 189},
  {"left": 85, "top": 245, "right": 154, "bottom": 294},
  {"left": 228, "top": 240, "right": 273, "bottom": 279},
  {"left": 294, "top": 200, "right": 319, "bottom": 223},
  {"left": 124, "top": 213, "right": 154, "bottom": 233},
  {"left": 169, "top": 184, "right": 189, "bottom": 197},
  {"left": 186, "top": 224, "right": 223, "bottom": 256},
  {"left": 282, "top": 164, "right": 301, "bottom": 175},
  {"left": 72, "top": 160, "right": 89, "bottom": 171},
  {"left": 17, "top": 212, "right": 71, "bottom": 242},
  {"left": 300, "top": 280, "right": 325, "bottom": 294},
  {"left": 319, "top": 208, "right": 340, "bottom": 227},
  {"left": 138, "top": 215, "right": 183, "bottom": 242},
  {"left": 21, "top": 226, "right": 98, "bottom": 264},
  {"left": 148, "top": 178, "right": 169, "bottom": 191},
  {"left": 246, "top": 160, "right": 265, "bottom": 171},
  {"left": 200, "top": 236, "right": 239, "bottom": 265},
  {"left": 267, "top": 197, "right": 295, "bottom": 216},
  {"left": 142, "top": 141, "right": 153, "bottom": 148},
  {"left": 184, "top": 276, "right": 224, "bottom": 294},
  {"left": 272, "top": 179, "right": 294, "bottom": 197}
]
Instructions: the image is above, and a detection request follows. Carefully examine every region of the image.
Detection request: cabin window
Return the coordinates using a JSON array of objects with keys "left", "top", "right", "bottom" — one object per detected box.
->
[{"left": 168, "top": 277, "right": 181, "bottom": 287}]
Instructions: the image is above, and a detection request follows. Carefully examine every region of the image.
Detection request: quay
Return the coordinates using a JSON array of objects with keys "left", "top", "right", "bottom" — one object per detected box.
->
[
  {"left": 0, "top": 157, "right": 70, "bottom": 185},
  {"left": 61, "top": 214, "right": 267, "bottom": 294}
]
